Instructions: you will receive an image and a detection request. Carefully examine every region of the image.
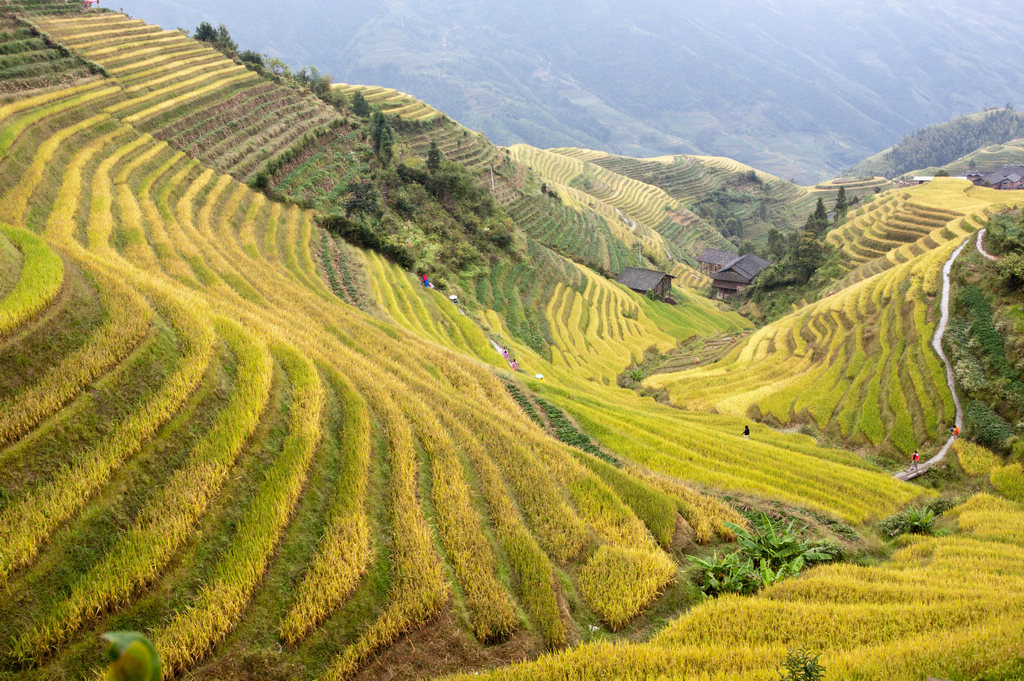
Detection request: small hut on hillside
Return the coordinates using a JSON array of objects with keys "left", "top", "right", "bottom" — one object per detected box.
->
[
  {"left": 615, "top": 266, "right": 674, "bottom": 300},
  {"left": 710, "top": 253, "right": 771, "bottom": 299},
  {"left": 697, "top": 247, "right": 739, "bottom": 276}
]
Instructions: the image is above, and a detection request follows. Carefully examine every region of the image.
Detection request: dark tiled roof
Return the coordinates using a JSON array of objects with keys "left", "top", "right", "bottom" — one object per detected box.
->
[
  {"left": 615, "top": 266, "right": 672, "bottom": 292},
  {"left": 697, "top": 247, "right": 739, "bottom": 267},
  {"left": 983, "top": 165, "right": 1024, "bottom": 184},
  {"left": 712, "top": 253, "right": 771, "bottom": 285}
]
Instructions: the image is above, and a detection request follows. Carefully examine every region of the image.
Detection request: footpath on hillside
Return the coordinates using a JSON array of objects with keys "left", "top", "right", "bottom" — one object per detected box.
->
[
  {"left": 894, "top": 233, "right": 994, "bottom": 481},
  {"left": 975, "top": 228, "right": 999, "bottom": 262}
]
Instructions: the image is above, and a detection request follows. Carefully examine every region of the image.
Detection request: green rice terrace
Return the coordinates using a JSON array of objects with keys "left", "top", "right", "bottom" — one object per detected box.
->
[{"left": 0, "top": 3, "right": 1023, "bottom": 681}]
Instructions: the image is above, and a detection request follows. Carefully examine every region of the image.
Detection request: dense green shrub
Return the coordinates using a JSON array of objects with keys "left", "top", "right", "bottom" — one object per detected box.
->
[
  {"left": 879, "top": 505, "right": 935, "bottom": 537},
  {"left": 687, "top": 550, "right": 761, "bottom": 596},
  {"left": 319, "top": 213, "right": 413, "bottom": 270},
  {"left": 985, "top": 210, "right": 1024, "bottom": 257},
  {"left": 966, "top": 399, "right": 1013, "bottom": 448},
  {"left": 996, "top": 252, "right": 1024, "bottom": 290},
  {"left": 779, "top": 647, "right": 826, "bottom": 681}
]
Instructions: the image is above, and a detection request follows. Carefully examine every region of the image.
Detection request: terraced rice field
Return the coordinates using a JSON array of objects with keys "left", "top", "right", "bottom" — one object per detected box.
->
[
  {"left": 0, "top": 28, "right": 809, "bottom": 679},
  {"left": 269, "top": 127, "right": 365, "bottom": 210},
  {"left": 505, "top": 194, "right": 637, "bottom": 275},
  {"left": 4, "top": 0, "right": 84, "bottom": 16},
  {"left": 334, "top": 83, "right": 443, "bottom": 123},
  {"left": 369, "top": 239, "right": 922, "bottom": 526},
  {"left": 0, "top": 9, "right": 98, "bottom": 91},
  {"left": 474, "top": 239, "right": 587, "bottom": 358},
  {"left": 553, "top": 147, "right": 892, "bottom": 238},
  {"left": 508, "top": 144, "right": 731, "bottom": 263},
  {"left": 270, "top": 90, "right": 512, "bottom": 212},
  {"left": 916, "top": 138, "right": 1024, "bottom": 175},
  {"left": 4, "top": 9, "right": 1024, "bottom": 681},
  {"left": 648, "top": 180, "right": 1023, "bottom": 455},
  {"left": 34, "top": 13, "right": 340, "bottom": 183},
  {"left": 448, "top": 493, "right": 1024, "bottom": 681},
  {"left": 535, "top": 263, "right": 742, "bottom": 383},
  {"left": 827, "top": 180, "right": 1016, "bottom": 288}
]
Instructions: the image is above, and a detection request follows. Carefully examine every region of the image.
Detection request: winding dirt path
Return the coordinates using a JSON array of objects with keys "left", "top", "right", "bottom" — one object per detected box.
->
[
  {"left": 894, "top": 237, "right": 969, "bottom": 481},
  {"left": 976, "top": 228, "right": 999, "bottom": 262}
]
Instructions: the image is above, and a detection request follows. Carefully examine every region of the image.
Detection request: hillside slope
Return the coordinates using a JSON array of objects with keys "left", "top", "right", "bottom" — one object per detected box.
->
[
  {"left": 648, "top": 179, "right": 1022, "bottom": 459},
  {"left": 3, "top": 6, "right": 1024, "bottom": 681},
  {"left": 549, "top": 147, "right": 891, "bottom": 244},
  {"left": 0, "top": 8, "right": 935, "bottom": 681}
]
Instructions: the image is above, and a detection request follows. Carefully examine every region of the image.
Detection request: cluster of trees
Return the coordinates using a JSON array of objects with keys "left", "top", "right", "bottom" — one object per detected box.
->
[
  {"left": 190, "top": 21, "right": 335, "bottom": 104},
  {"left": 758, "top": 197, "right": 832, "bottom": 286},
  {"left": 323, "top": 127, "right": 516, "bottom": 282},
  {"left": 192, "top": 21, "right": 236, "bottom": 53},
  {"left": 853, "top": 107, "right": 1024, "bottom": 177},
  {"left": 740, "top": 190, "right": 856, "bottom": 320},
  {"left": 351, "top": 90, "right": 371, "bottom": 117},
  {"left": 693, "top": 173, "right": 773, "bottom": 243},
  {"left": 987, "top": 210, "right": 1024, "bottom": 290}
]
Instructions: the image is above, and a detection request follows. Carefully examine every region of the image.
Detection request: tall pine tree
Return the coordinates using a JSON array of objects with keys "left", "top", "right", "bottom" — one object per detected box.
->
[
  {"left": 834, "top": 186, "right": 848, "bottom": 220},
  {"left": 805, "top": 197, "right": 828, "bottom": 236},
  {"left": 351, "top": 90, "right": 371, "bottom": 117},
  {"left": 427, "top": 140, "right": 442, "bottom": 172}
]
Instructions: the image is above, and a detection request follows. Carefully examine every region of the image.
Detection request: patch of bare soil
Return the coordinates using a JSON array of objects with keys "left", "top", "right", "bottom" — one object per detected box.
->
[{"left": 350, "top": 610, "right": 539, "bottom": 681}]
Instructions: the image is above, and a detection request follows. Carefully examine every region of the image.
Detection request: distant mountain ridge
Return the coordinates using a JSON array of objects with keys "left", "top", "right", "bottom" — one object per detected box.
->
[
  {"left": 850, "top": 108, "right": 1024, "bottom": 178},
  {"left": 112, "top": 0, "right": 1024, "bottom": 183}
]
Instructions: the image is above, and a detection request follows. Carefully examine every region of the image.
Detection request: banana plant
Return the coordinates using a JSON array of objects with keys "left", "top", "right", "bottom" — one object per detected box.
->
[
  {"left": 687, "top": 551, "right": 759, "bottom": 596},
  {"left": 691, "top": 512, "right": 837, "bottom": 596},
  {"left": 725, "top": 513, "right": 832, "bottom": 566}
]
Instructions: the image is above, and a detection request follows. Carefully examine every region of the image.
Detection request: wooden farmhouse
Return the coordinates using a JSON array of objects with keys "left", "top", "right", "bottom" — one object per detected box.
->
[
  {"left": 615, "top": 266, "right": 674, "bottom": 300},
  {"left": 696, "top": 247, "right": 739, "bottom": 276},
  {"left": 710, "top": 253, "right": 771, "bottom": 299},
  {"left": 978, "top": 166, "right": 1024, "bottom": 190}
]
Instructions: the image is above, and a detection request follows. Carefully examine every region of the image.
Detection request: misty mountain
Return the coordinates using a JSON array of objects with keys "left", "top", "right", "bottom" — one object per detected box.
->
[{"left": 113, "top": 0, "right": 1024, "bottom": 182}]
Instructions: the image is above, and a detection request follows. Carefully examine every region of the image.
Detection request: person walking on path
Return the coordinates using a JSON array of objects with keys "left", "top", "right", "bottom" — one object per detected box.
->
[
  {"left": 911, "top": 450, "right": 920, "bottom": 470},
  {"left": 511, "top": 359, "right": 518, "bottom": 372},
  {"left": 743, "top": 425, "right": 750, "bottom": 439}
]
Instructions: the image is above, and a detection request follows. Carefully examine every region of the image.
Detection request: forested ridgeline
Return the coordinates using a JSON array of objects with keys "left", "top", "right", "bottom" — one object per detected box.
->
[{"left": 852, "top": 107, "right": 1024, "bottom": 178}]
